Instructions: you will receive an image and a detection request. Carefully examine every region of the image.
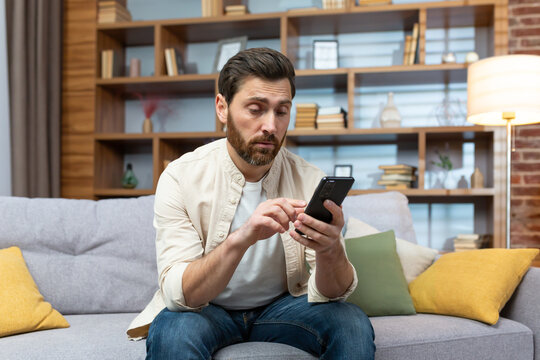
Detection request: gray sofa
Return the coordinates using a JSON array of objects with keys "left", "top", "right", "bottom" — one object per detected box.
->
[{"left": 0, "top": 193, "right": 538, "bottom": 360}]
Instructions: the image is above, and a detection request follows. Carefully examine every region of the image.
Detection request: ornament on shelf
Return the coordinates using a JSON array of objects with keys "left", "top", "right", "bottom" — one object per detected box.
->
[
  {"left": 442, "top": 52, "right": 456, "bottom": 64},
  {"left": 471, "top": 167, "right": 484, "bottom": 188},
  {"left": 380, "top": 92, "right": 402, "bottom": 128},
  {"left": 465, "top": 51, "right": 479, "bottom": 64},
  {"left": 432, "top": 97, "right": 467, "bottom": 127},
  {"left": 129, "top": 58, "right": 141, "bottom": 77},
  {"left": 457, "top": 175, "right": 468, "bottom": 189},
  {"left": 135, "top": 93, "right": 162, "bottom": 133},
  {"left": 122, "top": 163, "right": 138, "bottom": 189}
]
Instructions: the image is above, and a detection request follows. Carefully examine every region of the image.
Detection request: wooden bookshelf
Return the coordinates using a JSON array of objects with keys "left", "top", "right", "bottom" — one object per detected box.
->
[{"left": 62, "top": 0, "right": 508, "bottom": 248}]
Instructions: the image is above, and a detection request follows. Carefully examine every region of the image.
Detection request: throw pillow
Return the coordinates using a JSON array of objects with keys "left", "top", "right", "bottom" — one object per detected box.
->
[
  {"left": 346, "top": 230, "right": 416, "bottom": 316},
  {"left": 344, "top": 217, "right": 438, "bottom": 283},
  {"left": 409, "top": 248, "right": 539, "bottom": 325},
  {"left": 0, "top": 246, "right": 69, "bottom": 337}
]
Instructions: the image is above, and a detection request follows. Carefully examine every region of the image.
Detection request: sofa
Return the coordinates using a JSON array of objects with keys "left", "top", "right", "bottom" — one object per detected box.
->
[{"left": 0, "top": 192, "right": 538, "bottom": 360}]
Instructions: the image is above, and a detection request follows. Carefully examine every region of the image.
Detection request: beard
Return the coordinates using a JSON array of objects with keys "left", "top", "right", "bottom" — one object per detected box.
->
[{"left": 226, "top": 112, "right": 286, "bottom": 166}]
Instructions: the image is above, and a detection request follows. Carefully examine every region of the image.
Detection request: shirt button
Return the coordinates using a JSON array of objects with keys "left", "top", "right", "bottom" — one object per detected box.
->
[
  {"left": 229, "top": 198, "right": 236, "bottom": 205},
  {"left": 296, "top": 283, "right": 302, "bottom": 288},
  {"left": 218, "top": 232, "right": 225, "bottom": 239},
  {"left": 234, "top": 175, "right": 242, "bottom": 183}
]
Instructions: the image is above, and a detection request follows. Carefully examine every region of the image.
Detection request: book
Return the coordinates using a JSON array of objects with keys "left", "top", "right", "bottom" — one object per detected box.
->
[
  {"left": 379, "top": 164, "right": 416, "bottom": 171},
  {"left": 380, "top": 173, "right": 417, "bottom": 181},
  {"left": 164, "top": 49, "right": 175, "bottom": 76},
  {"left": 359, "top": 0, "right": 392, "bottom": 5},
  {"left": 408, "top": 23, "right": 419, "bottom": 65},
  {"left": 101, "top": 50, "right": 110, "bottom": 79},
  {"left": 318, "top": 106, "right": 344, "bottom": 116},
  {"left": 385, "top": 183, "right": 410, "bottom": 190},
  {"left": 403, "top": 35, "right": 412, "bottom": 65}
]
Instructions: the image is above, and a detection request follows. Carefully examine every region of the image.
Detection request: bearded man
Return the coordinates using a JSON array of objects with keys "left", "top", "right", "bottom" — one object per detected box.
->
[{"left": 128, "top": 47, "right": 375, "bottom": 360}]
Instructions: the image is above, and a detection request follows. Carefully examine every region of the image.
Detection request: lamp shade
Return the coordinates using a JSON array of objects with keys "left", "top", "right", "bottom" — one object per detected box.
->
[{"left": 467, "top": 54, "right": 540, "bottom": 126}]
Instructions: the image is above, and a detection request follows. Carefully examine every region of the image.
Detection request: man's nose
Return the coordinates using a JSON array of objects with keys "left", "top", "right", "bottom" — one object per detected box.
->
[{"left": 260, "top": 111, "right": 277, "bottom": 134}]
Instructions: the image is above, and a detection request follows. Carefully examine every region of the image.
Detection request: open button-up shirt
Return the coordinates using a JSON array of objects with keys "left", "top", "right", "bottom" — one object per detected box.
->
[{"left": 126, "top": 138, "right": 357, "bottom": 340}]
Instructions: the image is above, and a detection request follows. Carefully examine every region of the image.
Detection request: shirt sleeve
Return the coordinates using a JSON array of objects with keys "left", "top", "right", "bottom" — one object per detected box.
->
[
  {"left": 153, "top": 167, "right": 207, "bottom": 312},
  {"left": 305, "top": 234, "right": 358, "bottom": 302}
]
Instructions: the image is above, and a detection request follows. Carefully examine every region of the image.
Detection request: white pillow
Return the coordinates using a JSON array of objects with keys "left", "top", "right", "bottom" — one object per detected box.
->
[{"left": 344, "top": 217, "right": 438, "bottom": 283}]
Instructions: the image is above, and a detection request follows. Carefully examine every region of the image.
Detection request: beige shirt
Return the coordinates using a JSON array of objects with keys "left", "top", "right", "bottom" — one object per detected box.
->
[{"left": 126, "top": 138, "right": 357, "bottom": 340}]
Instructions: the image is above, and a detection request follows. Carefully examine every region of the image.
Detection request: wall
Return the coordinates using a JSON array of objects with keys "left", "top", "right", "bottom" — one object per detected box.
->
[
  {"left": 508, "top": 0, "right": 540, "bottom": 251},
  {"left": 0, "top": 0, "right": 12, "bottom": 196}
]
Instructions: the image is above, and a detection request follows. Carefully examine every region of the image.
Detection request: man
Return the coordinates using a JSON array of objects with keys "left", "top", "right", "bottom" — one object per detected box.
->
[{"left": 130, "top": 47, "right": 375, "bottom": 359}]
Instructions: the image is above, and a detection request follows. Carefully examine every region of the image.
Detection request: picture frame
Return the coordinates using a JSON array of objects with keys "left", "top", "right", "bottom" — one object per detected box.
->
[
  {"left": 334, "top": 164, "right": 353, "bottom": 177},
  {"left": 213, "top": 36, "right": 248, "bottom": 73},
  {"left": 313, "top": 40, "right": 339, "bottom": 70}
]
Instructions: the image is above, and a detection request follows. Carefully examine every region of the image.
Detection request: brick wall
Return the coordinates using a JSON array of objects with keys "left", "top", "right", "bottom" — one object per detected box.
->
[{"left": 508, "top": 0, "right": 540, "bottom": 252}]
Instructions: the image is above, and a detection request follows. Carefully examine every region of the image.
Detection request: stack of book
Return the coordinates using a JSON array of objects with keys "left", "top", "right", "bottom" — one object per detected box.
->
[
  {"left": 322, "top": 0, "right": 346, "bottom": 9},
  {"left": 225, "top": 5, "right": 248, "bottom": 15},
  {"left": 377, "top": 164, "right": 417, "bottom": 189},
  {"left": 295, "top": 103, "right": 319, "bottom": 129},
  {"left": 453, "top": 234, "right": 490, "bottom": 252},
  {"left": 97, "top": 0, "right": 132, "bottom": 24},
  {"left": 403, "top": 23, "right": 419, "bottom": 65},
  {"left": 101, "top": 49, "right": 122, "bottom": 78},
  {"left": 316, "top": 106, "right": 347, "bottom": 129},
  {"left": 358, "top": 0, "right": 392, "bottom": 6}
]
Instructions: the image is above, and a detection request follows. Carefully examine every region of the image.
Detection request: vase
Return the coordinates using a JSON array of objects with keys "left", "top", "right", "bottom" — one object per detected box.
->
[
  {"left": 380, "top": 92, "right": 401, "bottom": 128},
  {"left": 122, "top": 163, "right": 138, "bottom": 189},
  {"left": 142, "top": 117, "right": 153, "bottom": 133},
  {"left": 471, "top": 167, "right": 484, "bottom": 188}
]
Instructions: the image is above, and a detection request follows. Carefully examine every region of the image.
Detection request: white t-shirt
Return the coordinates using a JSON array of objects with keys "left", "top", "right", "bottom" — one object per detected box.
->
[{"left": 212, "top": 178, "right": 288, "bottom": 310}]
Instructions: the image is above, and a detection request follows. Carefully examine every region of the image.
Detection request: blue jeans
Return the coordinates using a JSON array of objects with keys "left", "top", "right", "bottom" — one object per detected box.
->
[{"left": 146, "top": 293, "right": 375, "bottom": 360}]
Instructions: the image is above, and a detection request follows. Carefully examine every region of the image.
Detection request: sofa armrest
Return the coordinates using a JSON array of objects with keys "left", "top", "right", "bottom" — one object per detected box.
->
[{"left": 501, "top": 267, "right": 540, "bottom": 360}]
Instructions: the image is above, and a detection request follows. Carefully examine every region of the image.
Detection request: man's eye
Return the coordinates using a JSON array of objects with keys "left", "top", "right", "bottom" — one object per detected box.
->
[{"left": 248, "top": 107, "right": 261, "bottom": 114}]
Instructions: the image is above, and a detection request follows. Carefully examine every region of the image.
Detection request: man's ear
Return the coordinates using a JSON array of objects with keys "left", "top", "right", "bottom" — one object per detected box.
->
[{"left": 216, "top": 93, "right": 228, "bottom": 127}]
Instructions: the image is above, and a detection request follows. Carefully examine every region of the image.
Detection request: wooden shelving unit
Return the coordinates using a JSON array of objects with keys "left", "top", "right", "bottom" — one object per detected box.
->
[{"left": 85, "top": 0, "right": 508, "bottom": 248}]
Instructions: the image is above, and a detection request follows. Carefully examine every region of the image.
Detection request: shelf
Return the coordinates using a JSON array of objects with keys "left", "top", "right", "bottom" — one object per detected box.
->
[
  {"left": 295, "top": 69, "right": 348, "bottom": 89},
  {"left": 349, "top": 188, "right": 495, "bottom": 197},
  {"left": 162, "top": 14, "right": 282, "bottom": 42},
  {"left": 96, "top": 75, "right": 218, "bottom": 95},
  {"left": 97, "top": 24, "right": 155, "bottom": 46},
  {"left": 354, "top": 63, "right": 468, "bottom": 86},
  {"left": 93, "top": 188, "right": 155, "bottom": 197}
]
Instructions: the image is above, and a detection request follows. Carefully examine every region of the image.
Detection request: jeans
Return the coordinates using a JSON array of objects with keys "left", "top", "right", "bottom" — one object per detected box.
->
[{"left": 146, "top": 293, "right": 375, "bottom": 360}]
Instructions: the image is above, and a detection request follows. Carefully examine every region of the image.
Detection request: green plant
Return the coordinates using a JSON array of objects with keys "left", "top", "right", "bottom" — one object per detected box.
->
[{"left": 432, "top": 149, "right": 453, "bottom": 171}]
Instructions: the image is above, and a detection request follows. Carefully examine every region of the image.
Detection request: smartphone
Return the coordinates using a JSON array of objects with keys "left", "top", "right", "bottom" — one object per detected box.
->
[{"left": 296, "top": 176, "right": 354, "bottom": 235}]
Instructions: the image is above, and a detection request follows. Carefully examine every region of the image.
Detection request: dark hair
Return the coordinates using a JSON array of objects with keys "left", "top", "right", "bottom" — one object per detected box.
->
[{"left": 218, "top": 47, "right": 296, "bottom": 105}]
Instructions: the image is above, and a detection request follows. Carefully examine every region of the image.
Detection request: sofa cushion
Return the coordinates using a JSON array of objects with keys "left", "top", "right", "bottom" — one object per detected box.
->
[
  {"left": 0, "top": 196, "right": 158, "bottom": 315},
  {"left": 409, "top": 248, "right": 539, "bottom": 325},
  {"left": 344, "top": 217, "right": 438, "bottom": 283},
  {"left": 0, "top": 246, "right": 69, "bottom": 337},
  {"left": 0, "top": 313, "right": 532, "bottom": 360},
  {"left": 342, "top": 192, "right": 417, "bottom": 244},
  {"left": 345, "top": 231, "right": 416, "bottom": 316},
  {"left": 371, "top": 314, "right": 533, "bottom": 360},
  {"left": 0, "top": 313, "right": 146, "bottom": 360}
]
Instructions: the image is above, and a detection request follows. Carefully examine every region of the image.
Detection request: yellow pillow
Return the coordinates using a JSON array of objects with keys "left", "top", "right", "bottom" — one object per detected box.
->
[
  {"left": 409, "top": 248, "right": 539, "bottom": 325},
  {"left": 0, "top": 246, "right": 69, "bottom": 337}
]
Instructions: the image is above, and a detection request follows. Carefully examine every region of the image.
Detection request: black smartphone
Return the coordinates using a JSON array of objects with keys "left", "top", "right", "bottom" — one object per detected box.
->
[{"left": 296, "top": 176, "right": 354, "bottom": 235}]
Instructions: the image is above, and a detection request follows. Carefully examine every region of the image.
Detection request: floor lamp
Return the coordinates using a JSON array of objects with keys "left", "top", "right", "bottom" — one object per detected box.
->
[{"left": 467, "top": 54, "right": 540, "bottom": 249}]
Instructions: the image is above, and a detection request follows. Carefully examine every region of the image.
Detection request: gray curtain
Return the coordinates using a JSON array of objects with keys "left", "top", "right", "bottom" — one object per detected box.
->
[{"left": 5, "top": 0, "right": 62, "bottom": 197}]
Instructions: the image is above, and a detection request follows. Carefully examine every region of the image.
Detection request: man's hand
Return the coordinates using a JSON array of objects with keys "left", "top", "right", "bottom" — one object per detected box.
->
[
  {"left": 289, "top": 199, "right": 344, "bottom": 256},
  {"left": 237, "top": 198, "right": 307, "bottom": 247},
  {"left": 289, "top": 199, "right": 354, "bottom": 299}
]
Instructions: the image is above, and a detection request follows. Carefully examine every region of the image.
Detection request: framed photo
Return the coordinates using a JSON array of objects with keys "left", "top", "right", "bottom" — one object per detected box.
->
[
  {"left": 213, "top": 36, "right": 248, "bottom": 73},
  {"left": 313, "top": 40, "right": 339, "bottom": 70},
  {"left": 334, "top": 164, "right": 353, "bottom": 177}
]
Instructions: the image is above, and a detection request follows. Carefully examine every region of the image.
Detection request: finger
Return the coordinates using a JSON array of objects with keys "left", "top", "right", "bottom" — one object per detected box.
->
[
  {"left": 296, "top": 212, "right": 334, "bottom": 238},
  {"left": 323, "top": 200, "right": 345, "bottom": 227},
  {"left": 262, "top": 216, "right": 287, "bottom": 234},
  {"left": 283, "top": 198, "right": 308, "bottom": 209},
  {"left": 265, "top": 205, "right": 291, "bottom": 230},
  {"left": 293, "top": 218, "right": 329, "bottom": 245},
  {"left": 273, "top": 198, "right": 301, "bottom": 223},
  {"left": 289, "top": 230, "right": 321, "bottom": 251}
]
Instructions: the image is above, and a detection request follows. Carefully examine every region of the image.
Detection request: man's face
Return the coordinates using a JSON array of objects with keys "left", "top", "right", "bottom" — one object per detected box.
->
[{"left": 225, "top": 76, "right": 292, "bottom": 166}]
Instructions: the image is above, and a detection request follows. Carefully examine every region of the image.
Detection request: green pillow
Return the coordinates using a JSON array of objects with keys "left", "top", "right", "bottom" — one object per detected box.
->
[{"left": 346, "top": 230, "right": 416, "bottom": 316}]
